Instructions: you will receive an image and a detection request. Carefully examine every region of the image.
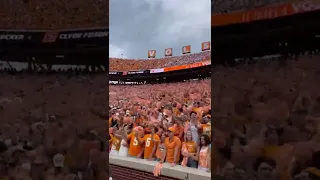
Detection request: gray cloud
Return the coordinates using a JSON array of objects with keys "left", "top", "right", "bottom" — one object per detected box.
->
[{"left": 109, "top": 0, "right": 211, "bottom": 59}]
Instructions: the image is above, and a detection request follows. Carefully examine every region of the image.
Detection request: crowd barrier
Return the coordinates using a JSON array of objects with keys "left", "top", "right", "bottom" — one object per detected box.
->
[{"left": 109, "top": 156, "right": 212, "bottom": 180}]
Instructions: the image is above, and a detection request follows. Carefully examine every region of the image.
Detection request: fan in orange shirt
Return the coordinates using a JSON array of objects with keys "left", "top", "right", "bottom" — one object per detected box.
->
[
  {"left": 192, "top": 101, "right": 200, "bottom": 112},
  {"left": 110, "top": 131, "right": 121, "bottom": 156},
  {"left": 161, "top": 129, "right": 181, "bottom": 167},
  {"left": 140, "top": 127, "right": 160, "bottom": 160},
  {"left": 200, "top": 114, "right": 211, "bottom": 140},
  {"left": 127, "top": 126, "right": 144, "bottom": 157},
  {"left": 168, "top": 117, "right": 184, "bottom": 141},
  {"left": 133, "top": 114, "right": 144, "bottom": 128},
  {"left": 181, "top": 131, "right": 199, "bottom": 168}
]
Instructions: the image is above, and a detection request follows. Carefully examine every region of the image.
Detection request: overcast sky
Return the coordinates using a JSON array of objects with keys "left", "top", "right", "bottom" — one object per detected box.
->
[{"left": 109, "top": 0, "right": 211, "bottom": 59}]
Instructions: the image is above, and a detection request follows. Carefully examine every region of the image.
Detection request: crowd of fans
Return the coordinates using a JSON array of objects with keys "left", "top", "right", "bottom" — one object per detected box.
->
[
  {"left": 212, "top": 0, "right": 292, "bottom": 14},
  {"left": 109, "top": 51, "right": 211, "bottom": 72},
  {"left": 0, "top": 67, "right": 106, "bottom": 75},
  {"left": 0, "top": 74, "right": 109, "bottom": 179},
  {"left": 109, "top": 80, "right": 212, "bottom": 173},
  {"left": 0, "top": 0, "right": 107, "bottom": 29},
  {"left": 2, "top": 51, "right": 320, "bottom": 179},
  {"left": 210, "top": 55, "right": 320, "bottom": 180},
  {"left": 109, "top": 54, "right": 320, "bottom": 179}
]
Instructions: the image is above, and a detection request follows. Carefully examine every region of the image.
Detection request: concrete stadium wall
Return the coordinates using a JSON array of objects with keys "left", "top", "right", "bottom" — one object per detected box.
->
[{"left": 109, "top": 156, "right": 211, "bottom": 180}]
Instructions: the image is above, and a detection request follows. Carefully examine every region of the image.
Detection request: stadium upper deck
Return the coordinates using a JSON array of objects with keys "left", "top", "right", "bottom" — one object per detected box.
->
[
  {"left": 212, "top": 0, "right": 294, "bottom": 14},
  {"left": 109, "top": 51, "right": 211, "bottom": 72}
]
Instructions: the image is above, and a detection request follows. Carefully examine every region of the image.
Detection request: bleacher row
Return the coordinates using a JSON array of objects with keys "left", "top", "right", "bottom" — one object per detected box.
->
[
  {"left": 0, "top": 0, "right": 289, "bottom": 29},
  {"left": 0, "top": 0, "right": 108, "bottom": 30},
  {"left": 212, "top": 0, "right": 293, "bottom": 14},
  {"left": 109, "top": 51, "right": 211, "bottom": 71}
]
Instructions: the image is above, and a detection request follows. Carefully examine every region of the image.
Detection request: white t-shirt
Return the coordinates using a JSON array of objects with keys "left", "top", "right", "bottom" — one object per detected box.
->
[{"left": 117, "top": 139, "right": 128, "bottom": 157}]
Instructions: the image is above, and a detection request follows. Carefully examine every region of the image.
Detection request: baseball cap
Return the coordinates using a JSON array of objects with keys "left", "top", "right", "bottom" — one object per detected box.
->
[{"left": 167, "top": 127, "right": 175, "bottom": 133}]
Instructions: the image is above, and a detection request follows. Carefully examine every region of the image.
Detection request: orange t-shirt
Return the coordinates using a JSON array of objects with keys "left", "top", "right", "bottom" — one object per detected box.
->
[
  {"left": 183, "top": 141, "right": 197, "bottom": 153},
  {"left": 175, "top": 125, "right": 184, "bottom": 137},
  {"left": 142, "top": 134, "right": 160, "bottom": 159},
  {"left": 173, "top": 107, "right": 181, "bottom": 116},
  {"left": 127, "top": 132, "right": 143, "bottom": 156},
  {"left": 164, "top": 136, "right": 181, "bottom": 163},
  {"left": 200, "top": 123, "right": 211, "bottom": 139},
  {"left": 192, "top": 107, "right": 200, "bottom": 113},
  {"left": 155, "top": 143, "right": 165, "bottom": 159},
  {"left": 109, "top": 134, "right": 113, "bottom": 143}
]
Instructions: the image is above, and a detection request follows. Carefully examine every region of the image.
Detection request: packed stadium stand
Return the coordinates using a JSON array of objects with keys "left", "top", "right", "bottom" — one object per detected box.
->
[
  {"left": 109, "top": 48, "right": 212, "bottom": 180},
  {"left": 0, "top": 0, "right": 109, "bottom": 179},
  {"left": 212, "top": 0, "right": 291, "bottom": 13},
  {"left": 0, "top": 0, "right": 108, "bottom": 29},
  {"left": 210, "top": 0, "right": 320, "bottom": 179},
  {"left": 109, "top": 51, "right": 211, "bottom": 71}
]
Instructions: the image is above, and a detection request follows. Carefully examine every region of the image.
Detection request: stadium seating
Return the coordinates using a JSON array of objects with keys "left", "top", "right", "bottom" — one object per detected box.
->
[
  {"left": 0, "top": 0, "right": 108, "bottom": 29},
  {"left": 212, "top": 0, "right": 292, "bottom": 14},
  {"left": 109, "top": 51, "right": 211, "bottom": 71}
]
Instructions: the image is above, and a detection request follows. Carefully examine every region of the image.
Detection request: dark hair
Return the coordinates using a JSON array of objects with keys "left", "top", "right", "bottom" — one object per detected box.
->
[
  {"left": 153, "top": 127, "right": 159, "bottom": 133},
  {"left": 190, "top": 111, "right": 197, "bottom": 116},
  {"left": 174, "top": 117, "right": 182, "bottom": 124},
  {"left": 200, "top": 134, "right": 211, "bottom": 147},
  {"left": 253, "top": 156, "right": 277, "bottom": 172}
]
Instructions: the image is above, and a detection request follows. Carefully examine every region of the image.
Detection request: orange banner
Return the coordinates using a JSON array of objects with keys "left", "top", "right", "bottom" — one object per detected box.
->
[
  {"left": 182, "top": 45, "right": 191, "bottom": 54},
  {"left": 202, "top": 41, "right": 210, "bottom": 51},
  {"left": 212, "top": 0, "right": 320, "bottom": 27},
  {"left": 163, "top": 60, "right": 211, "bottom": 72}
]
